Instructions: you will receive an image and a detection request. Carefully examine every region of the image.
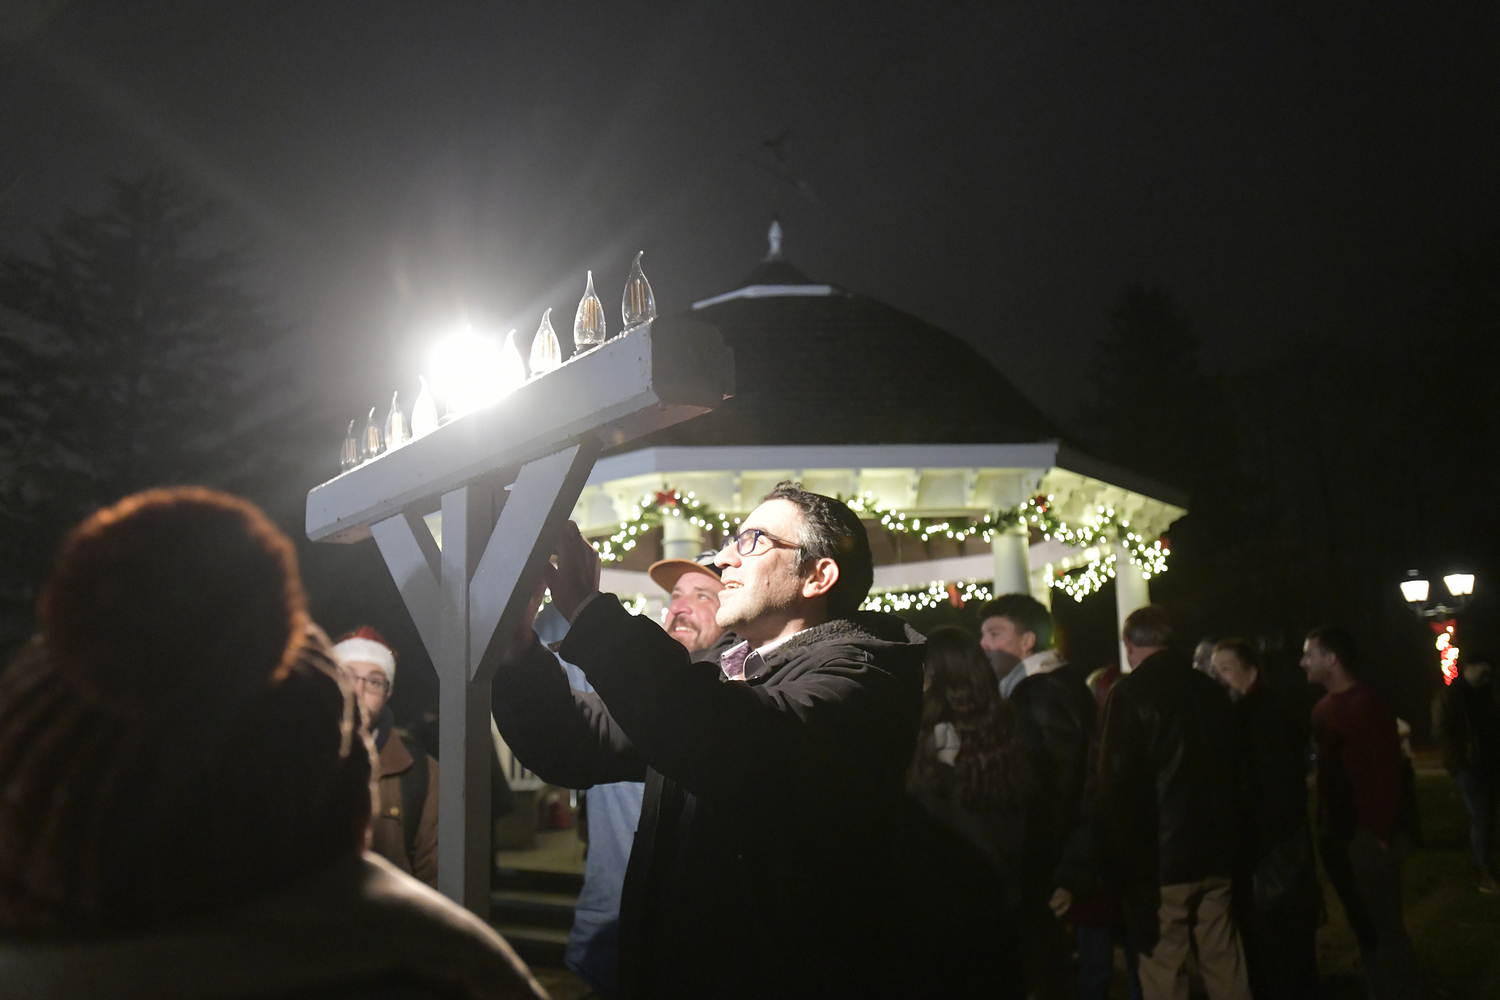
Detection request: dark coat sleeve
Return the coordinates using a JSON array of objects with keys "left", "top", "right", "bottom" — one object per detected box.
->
[
  {"left": 490, "top": 631, "right": 648, "bottom": 789},
  {"left": 561, "top": 596, "right": 914, "bottom": 806}
]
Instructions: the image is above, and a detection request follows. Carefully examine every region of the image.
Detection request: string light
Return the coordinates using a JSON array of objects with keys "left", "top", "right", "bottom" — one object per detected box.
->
[
  {"left": 860, "top": 580, "right": 995, "bottom": 613},
  {"left": 1434, "top": 619, "right": 1459, "bottom": 685},
  {"left": 588, "top": 488, "right": 1171, "bottom": 601},
  {"left": 590, "top": 488, "right": 739, "bottom": 563}
]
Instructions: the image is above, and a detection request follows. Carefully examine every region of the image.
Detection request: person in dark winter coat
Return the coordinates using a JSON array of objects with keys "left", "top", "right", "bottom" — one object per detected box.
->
[
  {"left": 492, "top": 484, "right": 925, "bottom": 1000},
  {"left": 904, "top": 627, "right": 1032, "bottom": 1000},
  {"left": 1211, "top": 639, "right": 1320, "bottom": 999},
  {"left": 1097, "top": 607, "right": 1249, "bottom": 1000},
  {"left": 978, "top": 594, "right": 1094, "bottom": 999},
  {"left": 1433, "top": 652, "right": 1500, "bottom": 892},
  {"left": 0, "top": 487, "right": 542, "bottom": 1000}
]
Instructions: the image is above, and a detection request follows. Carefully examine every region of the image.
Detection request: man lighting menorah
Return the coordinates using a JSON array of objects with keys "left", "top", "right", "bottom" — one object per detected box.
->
[{"left": 492, "top": 483, "right": 925, "bottom": 1000}]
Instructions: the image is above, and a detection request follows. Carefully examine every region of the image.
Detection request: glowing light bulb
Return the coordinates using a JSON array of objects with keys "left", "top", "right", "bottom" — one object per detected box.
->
[
  {"left": 360, "top": 407, "right": 383, "bottom": 461},
  {"left": 411, "top": 375, "right": 439, "bottom": 437},
  {"left": 428, "top": 327, "right": 506, "bottom": 417},
  {"left": 384, "top": 391, "right": 409, "bottom": 450},
  {"left": 574, "top": 270, "right": 606, "bottom": 351},
  {"left": 499, "top": 329, "right": 526, "bottom": 396},
  {"left": 1400, "top": 578, "right": 1430, "bottom": 603},
  {"left": 1444, "top": 573, "right": 1475, "bottom": 597},
  {"left": 622, "top": 250, "right": 656, "bottom": 329},
  {"left": 529, "top": 307, "right": 561, "bottom": 375},
  {"left": 340, "top": 418, "right": 358, "bottom": 472}
]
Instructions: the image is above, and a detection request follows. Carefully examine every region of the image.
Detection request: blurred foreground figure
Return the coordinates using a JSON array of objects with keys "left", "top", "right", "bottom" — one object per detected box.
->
[
  {"left": 1098, "top": 606, "right": 1249, "bottom": 1000},
  {"left": 493, "top": 484, "right": 924, "bottom": 1000},
  {"left": 1432, "top": 652, "right": 1500, "bottom": 893},
  {"left": 1303, "top": 627, "right": 1422, "bottom": 1000},
  {"left": 333, "top": 626, "right": 440, "bottom": 887},
  {"left": 1211, "top": 640, "right": 1320, "bottom": 999},
  {"left": 0, "top": 487, "right": 543, "bottom": 1000}
]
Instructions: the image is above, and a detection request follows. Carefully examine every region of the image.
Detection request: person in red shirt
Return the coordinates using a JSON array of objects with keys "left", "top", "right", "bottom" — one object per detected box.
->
[{"left": 1302, "top": 626, "right": 1422, "bottom": 1000}]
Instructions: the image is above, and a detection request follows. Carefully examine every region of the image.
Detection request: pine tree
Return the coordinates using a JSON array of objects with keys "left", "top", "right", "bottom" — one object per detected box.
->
[{"left": 0, "top": 171, "right": 297, "bottom": 650}]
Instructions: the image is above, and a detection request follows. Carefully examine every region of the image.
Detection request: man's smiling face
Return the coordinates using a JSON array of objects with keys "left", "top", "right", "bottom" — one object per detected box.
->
[{"left": 665, "top": 571, "right": 725, "bottom": 652}]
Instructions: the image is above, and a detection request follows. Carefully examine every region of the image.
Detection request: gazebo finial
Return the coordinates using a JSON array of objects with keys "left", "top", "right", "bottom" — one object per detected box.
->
[{"left": 765, "top": 219, "right": 783, "bottom": 262}]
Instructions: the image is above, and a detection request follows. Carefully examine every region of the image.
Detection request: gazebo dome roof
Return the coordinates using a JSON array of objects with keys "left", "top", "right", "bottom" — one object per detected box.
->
[{"left": 624, "top": 241, "right": 1058, "bottom": 449}]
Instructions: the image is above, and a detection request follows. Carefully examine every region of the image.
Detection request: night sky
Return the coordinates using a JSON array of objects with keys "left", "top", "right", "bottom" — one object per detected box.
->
[{"left": 4, "top": 2, "right": 1498, "bottom": 421}]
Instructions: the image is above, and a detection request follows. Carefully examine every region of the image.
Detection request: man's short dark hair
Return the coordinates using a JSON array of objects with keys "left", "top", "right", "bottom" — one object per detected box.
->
[
  {"left": 1462, "top": 652, "right": 1494, "bottom": 670},
  {"left": 975, "top": 594, "right": 1055, "bottom": 651},
  {"left": 1306, "top": 626, "right": 1357, "bottom": 670},
  {"left": 761, "top": 482, "right": 873, "bottom": 619},
  {"left": 1122, "top": 605, "right": 1174, "bottom": 648}
]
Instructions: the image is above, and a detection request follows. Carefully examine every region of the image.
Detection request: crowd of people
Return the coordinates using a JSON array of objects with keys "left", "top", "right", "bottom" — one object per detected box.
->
[{"left": 1, "top": 483, "right": 1492, "bottom": 1000}]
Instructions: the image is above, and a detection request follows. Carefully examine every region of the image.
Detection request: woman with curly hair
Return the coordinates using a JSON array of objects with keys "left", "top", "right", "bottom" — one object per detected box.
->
[{"left": 903, "top": 627, "right": 1035, "bottom": 996}]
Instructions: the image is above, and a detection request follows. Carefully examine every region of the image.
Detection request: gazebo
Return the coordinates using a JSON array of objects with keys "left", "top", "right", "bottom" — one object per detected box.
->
[{"left": 572, "top": 226, "right": 1187, "bottom": 662}]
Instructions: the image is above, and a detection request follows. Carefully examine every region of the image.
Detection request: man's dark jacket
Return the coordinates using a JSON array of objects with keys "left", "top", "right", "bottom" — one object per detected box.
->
[
  {"left": 491, "top": 596, "right": 925, "bottom": 1000},
  {"left": 1097, "top": 648, "right": 1242, "bottom": 945},
  {"left": 1235, "top": 682, "right": 1318, "bottom": 914},
  {"left": 1009, "top": 660, "right": 1096, "bottom": 893},
  {"left": 1433, "top": 673, "right": 1500, "bottom": 780}
]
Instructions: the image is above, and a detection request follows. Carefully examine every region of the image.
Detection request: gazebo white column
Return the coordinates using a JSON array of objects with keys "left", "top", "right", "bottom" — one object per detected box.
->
[
  {"left": 306, "top": 318, "right": 731, "bottom": 915},
  {"left": 990, "top": 528, "right": 1030, "bottom": 597},
  {"left": 661, "top": 511, "right": 703, "bottom": 561},
  {"left": 1114, "top": 550, "right": 1150, "bottom": 671}
]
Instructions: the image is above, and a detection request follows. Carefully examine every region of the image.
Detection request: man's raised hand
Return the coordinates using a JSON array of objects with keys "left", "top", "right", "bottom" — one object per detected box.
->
[{"left": 549, "top": 521, "right": 602, "bottom": 623}]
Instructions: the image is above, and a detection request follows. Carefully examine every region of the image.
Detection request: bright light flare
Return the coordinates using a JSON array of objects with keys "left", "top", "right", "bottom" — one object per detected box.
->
[
  {"left": 1400, "top": 578, "right": 1430, "bottom": 603},
  {"left": 1444, "top": 573, "right": 1475, "bottom": 597},
  {"left": 427, "top": 327, "right": 510, "bottom": 417}
]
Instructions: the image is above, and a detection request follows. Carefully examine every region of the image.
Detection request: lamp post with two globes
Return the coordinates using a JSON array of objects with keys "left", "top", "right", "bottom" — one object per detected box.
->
[{"left": 1400, "top": 570, "right": 1477, "bottom": 685}]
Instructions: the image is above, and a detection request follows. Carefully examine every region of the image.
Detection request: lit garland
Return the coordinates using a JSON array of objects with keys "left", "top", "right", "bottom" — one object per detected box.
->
[
  {"left": 860, "top": 580, "right": 995, "bottom": 613},
  {"left": 844, "top": 492, "right": 1171, "bottom": 603},
  {"left": 590, "top": 489, "right": 738, "bottom": 563},
  {"left": 1434, "top": 618, "right": 1459, "bottom": 685},
  {"left": 589, "top": 489, "right": 1170, "bottom": 604}
]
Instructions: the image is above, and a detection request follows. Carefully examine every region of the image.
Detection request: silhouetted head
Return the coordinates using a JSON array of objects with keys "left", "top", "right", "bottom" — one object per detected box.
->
[{"left": 0, "top": 488, "right": 373, "bottom": 936}]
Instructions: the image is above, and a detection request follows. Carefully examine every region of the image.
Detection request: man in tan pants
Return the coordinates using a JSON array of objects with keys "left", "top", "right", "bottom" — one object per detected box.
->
[{"left": 1098, "top": 607, "right": 1250, "bottom": 1000}]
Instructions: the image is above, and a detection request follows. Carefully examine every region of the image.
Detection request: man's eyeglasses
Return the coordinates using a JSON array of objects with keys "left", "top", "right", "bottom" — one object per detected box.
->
[
  {"left": 722, "top": 528, "right": 797, "bottom": 558},
  {"left": 350, "top": 674, "right": 390, "bottom": 693}
]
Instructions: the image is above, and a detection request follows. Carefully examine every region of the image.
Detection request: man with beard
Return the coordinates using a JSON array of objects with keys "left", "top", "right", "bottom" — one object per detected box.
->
[
  {"left": 562, "top": 552, "right": 730, "bottom": 997},
  {"left": 334, "top": 627, "right": 440, "bottom": 887},
  {"left": 491, "top": 484, "right": 925, "bottom": 1000}
]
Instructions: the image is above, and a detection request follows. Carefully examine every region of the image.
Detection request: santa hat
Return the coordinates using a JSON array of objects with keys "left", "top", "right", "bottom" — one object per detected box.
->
[{"left": 331, "top": 626, "right": 396, "bottom": 685}]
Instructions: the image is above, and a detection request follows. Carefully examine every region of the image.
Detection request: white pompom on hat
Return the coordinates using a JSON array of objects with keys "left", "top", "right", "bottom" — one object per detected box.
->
[{"left": 331, "top": 626, "right": 396, "bottom": 685}]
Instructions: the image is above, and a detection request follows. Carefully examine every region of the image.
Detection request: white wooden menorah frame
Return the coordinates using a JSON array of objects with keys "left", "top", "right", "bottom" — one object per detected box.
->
[{"left": 307, "top": 317, "right": 733, "bottom": 914}]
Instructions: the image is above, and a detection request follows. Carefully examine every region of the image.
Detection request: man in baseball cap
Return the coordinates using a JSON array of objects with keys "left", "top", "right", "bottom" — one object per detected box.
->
[{"left": 649, "top": 550, "right": 728, "bottom": 655}]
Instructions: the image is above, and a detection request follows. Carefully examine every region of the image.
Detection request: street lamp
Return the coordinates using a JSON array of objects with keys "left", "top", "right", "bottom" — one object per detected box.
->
[{"left": 1401, "top": 569, "right": 1477, "bottom": 685}]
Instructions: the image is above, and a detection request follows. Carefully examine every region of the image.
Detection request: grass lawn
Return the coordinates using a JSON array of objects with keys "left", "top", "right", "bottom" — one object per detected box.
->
[{"left": 1314, "top": 768, "right": 1500, "bottom": 999}]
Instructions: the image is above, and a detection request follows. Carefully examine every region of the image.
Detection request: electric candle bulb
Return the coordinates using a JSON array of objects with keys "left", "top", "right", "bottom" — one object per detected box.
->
[
  {"left": 529, "top": 307, "right": 561, "bottom": 374},
  {"left": 340, "top": 419, "right": 358, "bottom": 472},
  {"left": 622, "top": 250, "right": 656, "bottom": 329},
  {"left": 411, "top": 376, "right": 439, "bottom": 437},
  {"left": 499, "top": 330, "right": 526, "bottom": 396},
  {"left": 574, "top": 270, "right": 606, "bottom": 351},
  {"left": 384, "top": 390, "right": 409, "bottom": 449},
  {"left": 360, "top": 406, "right": 383, "bottom": 462}
]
